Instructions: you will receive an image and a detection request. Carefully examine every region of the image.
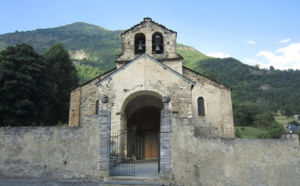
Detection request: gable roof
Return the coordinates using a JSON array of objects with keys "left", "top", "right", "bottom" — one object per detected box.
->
[
  {"left": 95, "top": 54, "right": 195, "bottom": 86},
  {"left": 121, "top": 17, "right": 177, "bottom": 36},
  {"left": 183, "top": 66, "right": 231, "bottom": 89}
]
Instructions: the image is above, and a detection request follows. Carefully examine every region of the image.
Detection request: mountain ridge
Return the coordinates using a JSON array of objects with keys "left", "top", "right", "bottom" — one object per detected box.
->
[{"left": 1, "top": 22, "right": 299, "bottom": 115}]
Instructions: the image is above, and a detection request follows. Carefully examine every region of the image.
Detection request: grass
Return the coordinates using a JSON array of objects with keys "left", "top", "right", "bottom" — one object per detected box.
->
[
  {"left": 235, "top": 126, "right": 267, "bottom": 139},
  {"left": 274, "top": 115, "right": 294, "bottom": 125}
]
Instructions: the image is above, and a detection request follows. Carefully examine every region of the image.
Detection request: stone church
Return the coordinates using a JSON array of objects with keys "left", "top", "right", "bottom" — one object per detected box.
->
[
  {"left": 67, "top": 17, "right": 237, "bottom": 182},
  {"left": 1, "top": 18, "right": 299, "bottom": 186},
  {"left": 69, "top": 17, "right": 234, "bottom": 136}
]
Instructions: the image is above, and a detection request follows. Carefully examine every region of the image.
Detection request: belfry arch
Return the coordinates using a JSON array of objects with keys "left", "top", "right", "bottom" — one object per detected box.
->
[{"left": 121, "top": 91, "right": 163, "bottom": 160}]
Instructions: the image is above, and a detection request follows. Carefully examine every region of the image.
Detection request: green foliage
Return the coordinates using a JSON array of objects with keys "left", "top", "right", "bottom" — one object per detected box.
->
[
  {"left": 75, "top": 65, "right": 104, "bottom": 84},
  {"left": 0, "top": 43, "right": 49, "bottom": 126},
  {"left": 176, "top": 44, "right": 210, "bottom": 69},
  {"left": 258, "top": 121, "right": 285, "bottom": 139},
  {"left": 235, "top": 128, "right": 242, "bottom": 138},
  {"left": 254, "top": 112, "right": 275, "bottom": 129},
  {"left": 290, "top": 120, "right": 300, "bottom": 126},
  {"left": 192, "top": 57, "right": 300, "bottom": 115},
  {"left": 234, "top": 126, "right": 267, "bottom": 139},
  {"left": 268, "top": 121, "right": 286, "bottom": 139},
  {"left": 43, "top": 43, "right": 79, "bottom": 125}
]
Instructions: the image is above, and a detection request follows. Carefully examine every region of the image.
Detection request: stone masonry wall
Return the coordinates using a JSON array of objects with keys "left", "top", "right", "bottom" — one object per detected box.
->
[
  {"left": 68, "top": 69, "right": 116, "bottom": 127},
  {"left": 172, "top": 117, "right": 300, "bottom": 186},
  {"left": 183, "top": 67, "right": 235, "bottom": 138},
  {"left": 0, "top": 115, "right": 103, "bottom": 180}
]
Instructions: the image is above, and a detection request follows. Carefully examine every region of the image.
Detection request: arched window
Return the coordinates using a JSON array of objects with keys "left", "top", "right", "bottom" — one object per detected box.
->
[
  {"left": 197, "top": 97, "right": 205, "bottom": 116},
  {"left": 135, "top": 33, "right": 146, "bottom": 54},
  {"left": 95, "top": 100, "right": 99, "bottom": 114},
  {"left": 152, "top": 32, "right": 163, "bottom": 54}
]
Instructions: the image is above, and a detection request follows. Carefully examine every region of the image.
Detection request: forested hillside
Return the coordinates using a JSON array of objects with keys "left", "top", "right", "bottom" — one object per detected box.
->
[
  {"left": 1, "top": 22, "right": 300, "bottom": 124},
  {"left": 193, "top": 57, "right": 300, "bottom": 115}
]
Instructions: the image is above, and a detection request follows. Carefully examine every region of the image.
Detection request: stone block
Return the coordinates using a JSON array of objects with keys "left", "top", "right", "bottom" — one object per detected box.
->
[
  {"left": 100, "top": 162, "right": 108, "bottom": 170},
  {"left": 161, "top": 139, "right": 171, "bottom": 148},
  {"left": 99, "top": 117, "right": 108, "bottom": 124},
  {"left": 160, "top": 132, "right": 171, "bottom": 139},
  {"left": 161, "top": 124, "right": 172, "bottom": 133},
  {"left": 100, "top": 139, "right": 108, "bottom": 147},
  {"left": 160, "top": 154, "right": 171, "bottom": 162},
  {"left": 160, "top": 163, "right": 172, "bottom": 173},
  {"left": 99, "top": 146, "right": 108, "bottom": 154},
  {"left": 99, "top": 110, "right": 110, "bottom": 116},
  {"left": 100, "top": 154, "right": 108, "bottom": 161}
]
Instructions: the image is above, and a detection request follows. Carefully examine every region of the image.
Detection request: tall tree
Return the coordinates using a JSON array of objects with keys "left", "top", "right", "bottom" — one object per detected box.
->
[
  {"left": 43, "top": 43, "right": 79, "bottom": 124},
  {"left": 0, "top": 43, "right": 49, "bottom": 126}
]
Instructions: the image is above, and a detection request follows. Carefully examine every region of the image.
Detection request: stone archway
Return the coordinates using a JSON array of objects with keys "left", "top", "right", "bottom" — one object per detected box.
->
[{"left": 124, "top": 94, "right": 163, "bottom": 160}]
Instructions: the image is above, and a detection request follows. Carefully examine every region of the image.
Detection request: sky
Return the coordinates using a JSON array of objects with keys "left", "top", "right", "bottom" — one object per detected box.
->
[{"left": 1, "top": 0, "right": 300, "bottom": 70}]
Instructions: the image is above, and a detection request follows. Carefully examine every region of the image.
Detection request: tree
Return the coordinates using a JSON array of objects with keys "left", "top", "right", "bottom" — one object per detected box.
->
[
  {"left": 253, "top": 112, "right": 274, "bottom": 129},
  {"left": 43, "top": 43, "right": 79, "bottom": 124},
  {"left": 267, "top": 121, "right": 285, "bottom": 139},
  {"left": 0, "top": 44, "right": 49, "bottom": 126}
]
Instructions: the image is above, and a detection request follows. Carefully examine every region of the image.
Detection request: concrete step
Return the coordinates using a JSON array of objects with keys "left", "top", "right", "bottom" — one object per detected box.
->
[{"left": 101, "top": 177, "right": 164, "bottom": 186}]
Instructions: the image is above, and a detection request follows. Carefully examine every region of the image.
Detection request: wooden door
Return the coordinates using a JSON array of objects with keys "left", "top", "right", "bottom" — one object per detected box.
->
[{"left": 143, "top": 130, "right": 158, "bottom": 159}]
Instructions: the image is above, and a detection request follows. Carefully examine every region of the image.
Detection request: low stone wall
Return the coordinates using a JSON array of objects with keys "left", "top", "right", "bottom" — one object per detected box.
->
[
  {"left": 0, "top": 115, "right": 101, "bottom": 181},
  {"left": 172, "top": 117, "right": 300, "bottom": 186}
]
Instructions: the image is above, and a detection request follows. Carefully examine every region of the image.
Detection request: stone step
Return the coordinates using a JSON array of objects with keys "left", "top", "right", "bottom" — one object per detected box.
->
[
  {"left": 101, "top": 181, "right": 164, "bottom": 186},
  {"left": 101, "top": 177, "right": 164, "bottom": 186}
]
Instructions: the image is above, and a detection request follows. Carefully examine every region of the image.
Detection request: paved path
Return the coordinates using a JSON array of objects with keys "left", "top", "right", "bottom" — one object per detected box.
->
[{"left": 135, "top": 161, "right": 159, "bottom": 178}]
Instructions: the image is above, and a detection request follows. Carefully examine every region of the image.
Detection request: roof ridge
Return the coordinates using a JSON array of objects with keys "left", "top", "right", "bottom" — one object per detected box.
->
[
  {"left": 96, "top": 54, "right": 195, "bottom": 86},
  {"left": 121, "top": 17, "right": 176, "bottom": 36}
]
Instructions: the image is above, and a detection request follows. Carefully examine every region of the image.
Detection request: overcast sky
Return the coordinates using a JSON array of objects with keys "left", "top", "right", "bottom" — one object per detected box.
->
[{"left": 1, "top": 0, "right": 300, "bottom": 70}]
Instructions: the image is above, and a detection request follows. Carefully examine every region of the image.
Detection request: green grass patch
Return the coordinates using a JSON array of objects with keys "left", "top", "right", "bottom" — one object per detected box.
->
[
  {"left": 274, "top": 115, "right": 294, "bottom": 125},
  {"left": 235, "top": 126, "right": 268, "bottom": 139}
]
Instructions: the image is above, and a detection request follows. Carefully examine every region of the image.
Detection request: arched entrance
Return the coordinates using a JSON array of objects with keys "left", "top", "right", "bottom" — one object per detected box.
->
[{"left": 124, "top": 94, "right": 163, "bottom": 161}]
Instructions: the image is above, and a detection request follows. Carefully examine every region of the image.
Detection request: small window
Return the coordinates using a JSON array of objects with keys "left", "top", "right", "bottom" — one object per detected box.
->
[
  {"left": 197, "top": 97, "right": 205, "bottom": 116},
  {"left": 95, "top": 100, "right": 99, "bottom": 114},
  {"left": 152, "top": 32, "right": 163, "bottom": 54},
  {"left": 135, "top": 33, "right": 146, "bottom": 54}
]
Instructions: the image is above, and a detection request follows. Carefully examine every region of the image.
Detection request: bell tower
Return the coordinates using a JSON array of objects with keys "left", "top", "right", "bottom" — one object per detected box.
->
[{"left": 116, "top": 17, "right": 183, "bottom": 74}]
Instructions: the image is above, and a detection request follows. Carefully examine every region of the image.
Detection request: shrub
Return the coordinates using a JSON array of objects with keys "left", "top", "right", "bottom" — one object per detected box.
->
[{"left": 235, "top": 128, "right": 242, "bottom": 138}]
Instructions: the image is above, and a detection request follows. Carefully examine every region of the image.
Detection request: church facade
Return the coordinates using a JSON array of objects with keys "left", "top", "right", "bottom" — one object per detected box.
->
[
  {"left": 68, "top": 17, "right": 235, "bottom": 181},
  {"left": 69, "top": 17, "right": 234, "bottom": 138}
]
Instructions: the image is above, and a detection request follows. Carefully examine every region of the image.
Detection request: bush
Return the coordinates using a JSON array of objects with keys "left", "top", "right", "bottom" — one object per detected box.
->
[
  {"left": 258, "top": 121, "right": 285, "bottom": 139},
  {"left": 290, "top": 120, "right": 300, "bottom": 126},
  {"left": 268, "top": 121, "right": 285, "bottom": 139},
  {"left": 235, "top": 128, "right": 242, "bottom": 138}
]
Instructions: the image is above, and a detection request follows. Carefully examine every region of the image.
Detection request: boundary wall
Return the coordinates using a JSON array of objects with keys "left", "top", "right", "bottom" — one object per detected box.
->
[{"left": 0, "top": 115, "right": 101, "bottom": 181}]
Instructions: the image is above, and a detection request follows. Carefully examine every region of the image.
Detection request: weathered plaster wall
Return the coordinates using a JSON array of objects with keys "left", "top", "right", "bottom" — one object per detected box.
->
[
  {"left": 69, "top": 69, "right": 116, "bottom": 126},
  {"left": 183, "top": 67, "right": 235, "bottom": 138},
  {"left": 172, "top": 117, "right": 300, "bottom": 186},
  {"left": 97, "top": 55, "right": 193, "bottom": 131},
  {"left": 0, "top": 115, "right": 102, "bottom": 180}
]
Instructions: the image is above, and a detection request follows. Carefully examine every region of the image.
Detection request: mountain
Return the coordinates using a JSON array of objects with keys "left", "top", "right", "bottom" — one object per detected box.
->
[{"left": 1, "top": 22, "right": 300, "bottom": 115}]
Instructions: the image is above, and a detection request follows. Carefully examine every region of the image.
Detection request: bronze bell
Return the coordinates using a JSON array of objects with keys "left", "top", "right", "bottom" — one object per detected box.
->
[
  {"left": 138, "top": 45, "right": 143, "bottom": 51},
  {"left": 137, "top": 40, "right": 144, "bottom": 51},
  {"left": 154, "top": 35, "right": 162, "bottom": 52},
  {"left": 155, "top": 45, "right": 161, "bottom": 52}
]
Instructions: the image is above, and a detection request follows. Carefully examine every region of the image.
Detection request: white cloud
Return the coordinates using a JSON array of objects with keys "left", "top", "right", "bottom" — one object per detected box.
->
[
  {"left": 278, "top": 38, "right": 291, "bottom": 44},
  {"left": 206, "top": 52, "right": 230, "bottom": 58},
  {"left": 244, "top": 58, "right": 257, "bottom": 65},
  {"left": 257, "top": 42, "right": 300, "bottom": 70},
  {"left": 247, "top": 40, "right": 256, "bottom": 45}
]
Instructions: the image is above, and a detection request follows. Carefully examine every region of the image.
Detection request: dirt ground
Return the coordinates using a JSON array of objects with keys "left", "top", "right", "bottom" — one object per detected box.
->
[{"left": 0, "top": 177, "right": 102, "bottom": 186}]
